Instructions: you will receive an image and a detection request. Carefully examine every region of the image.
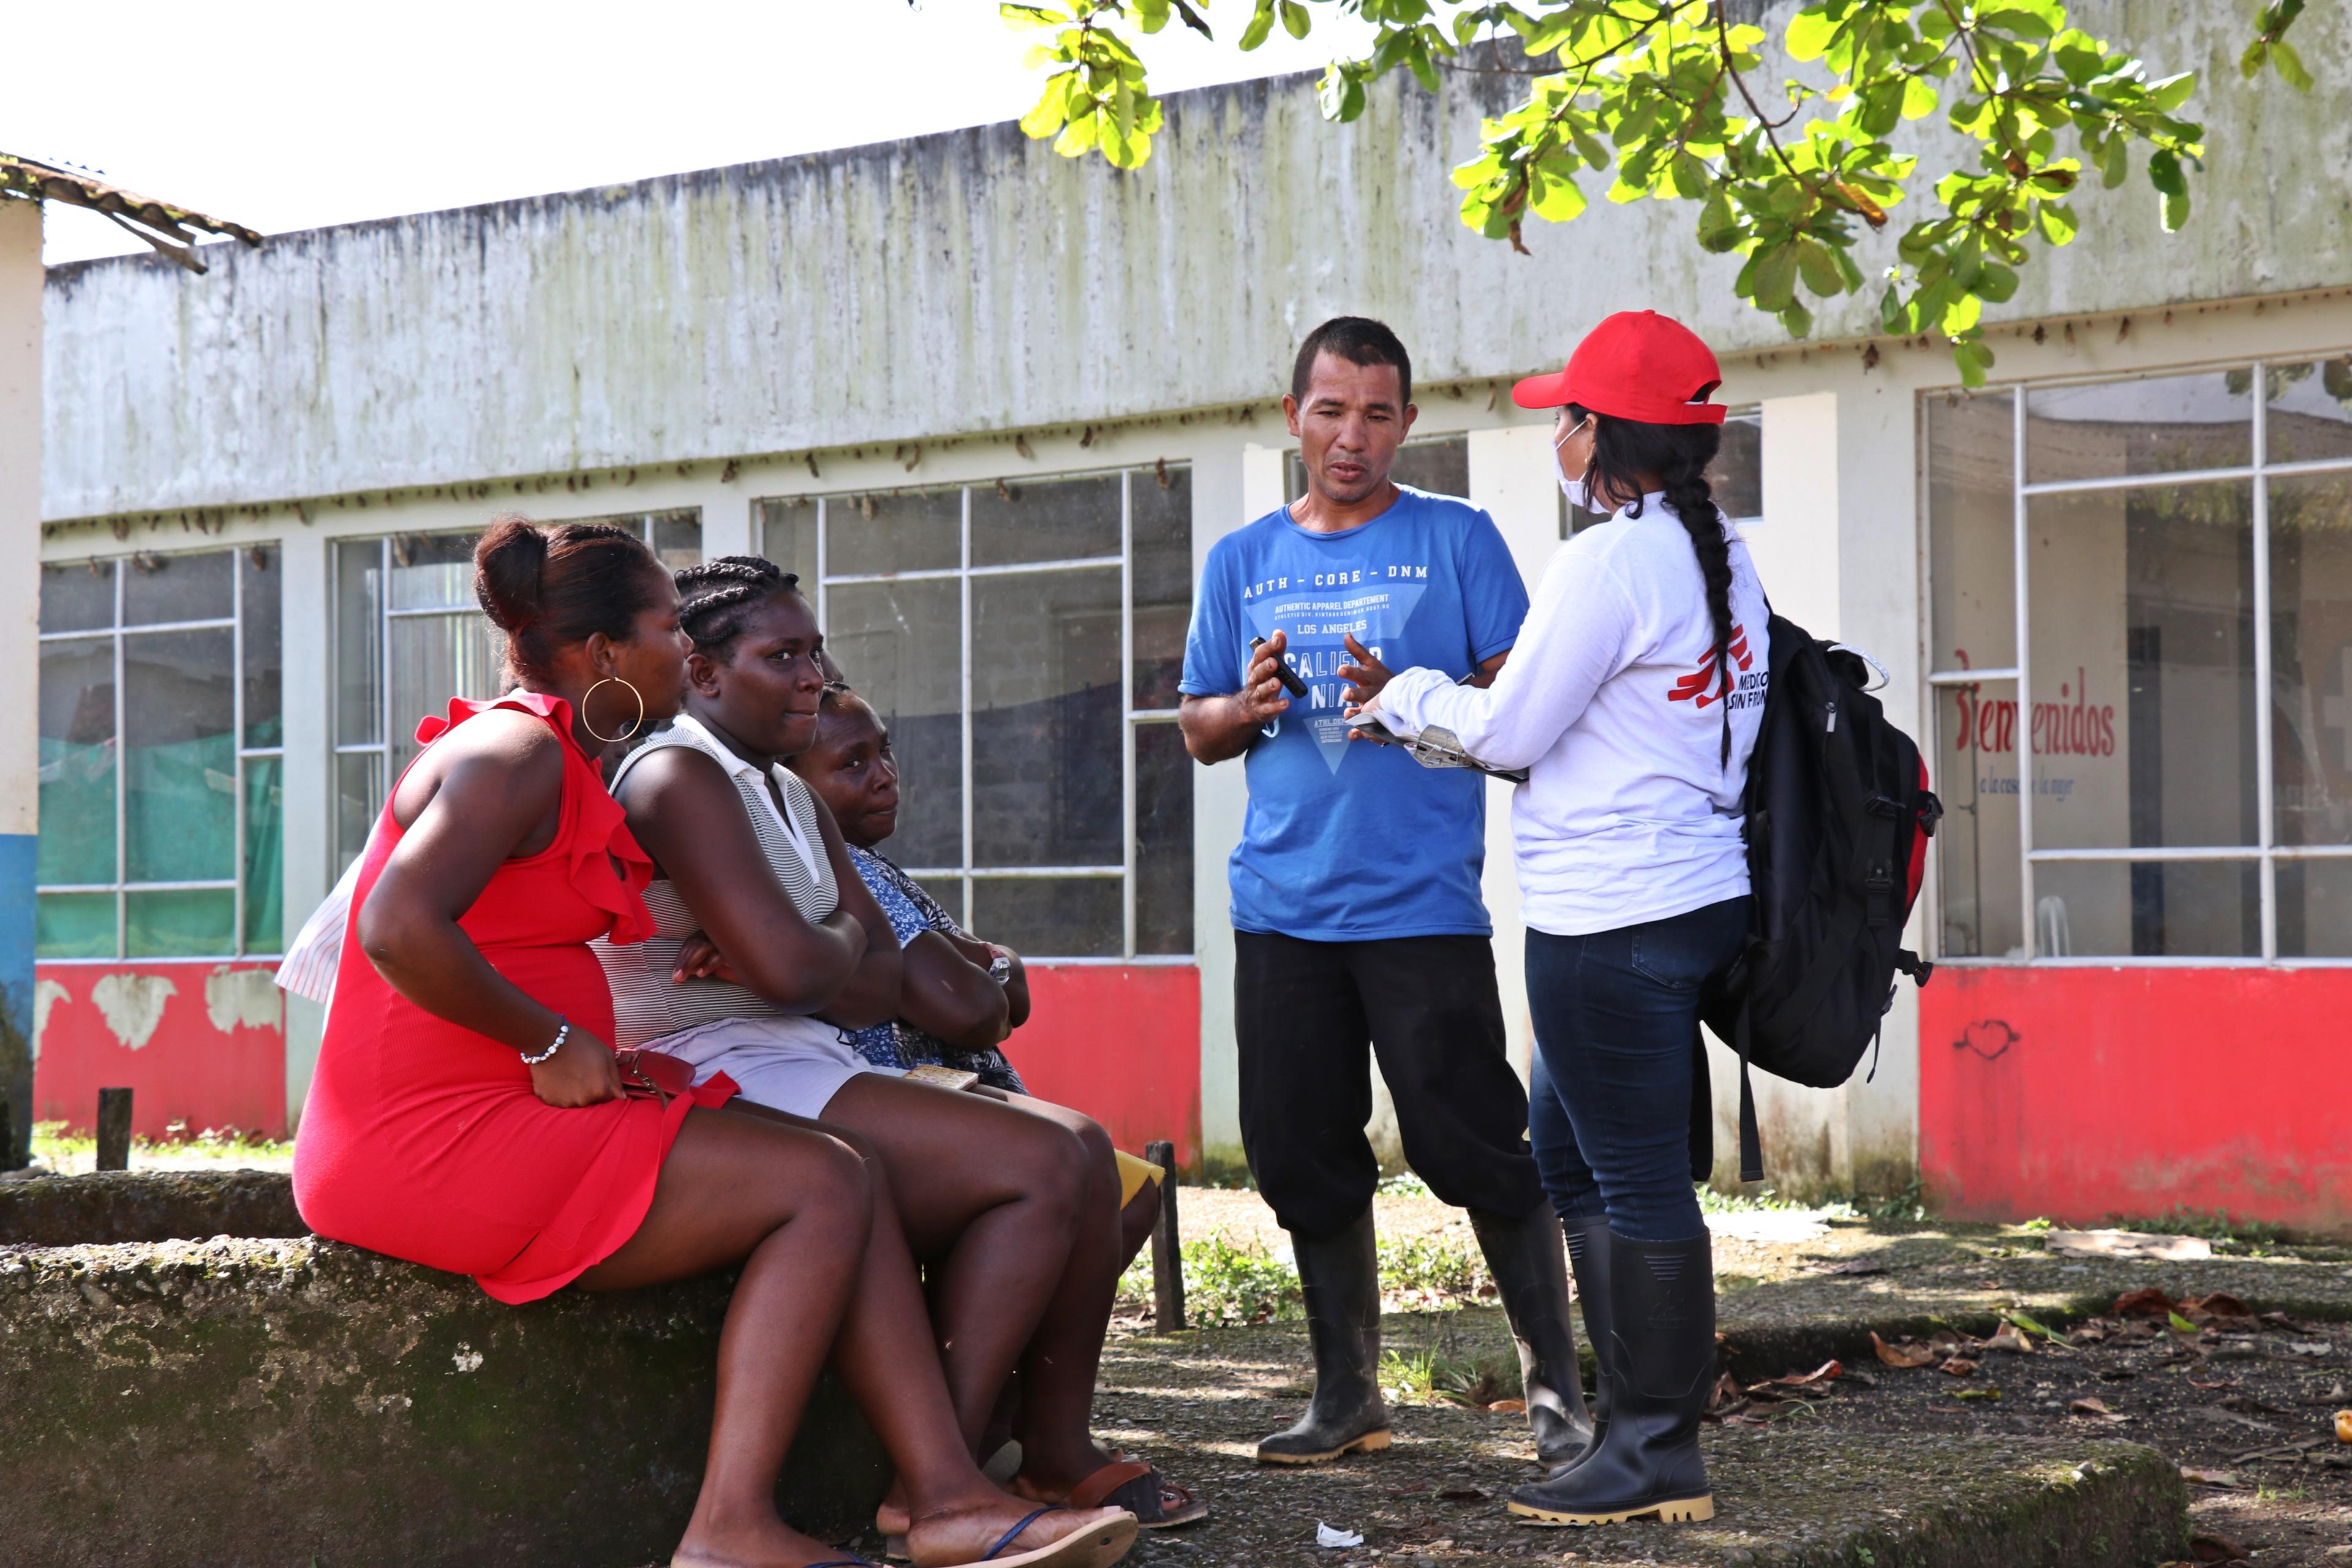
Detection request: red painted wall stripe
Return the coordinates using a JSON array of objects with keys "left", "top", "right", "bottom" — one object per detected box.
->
[
  {"left": 1920, "top": 966, "right": 2352, "bottom": 1235},
  {"left": 33, "top": 962, "right": 288, "bottom": 1139},
  {"left": 1006, "top": 964, "right": 1202, "bottom": 1174}
]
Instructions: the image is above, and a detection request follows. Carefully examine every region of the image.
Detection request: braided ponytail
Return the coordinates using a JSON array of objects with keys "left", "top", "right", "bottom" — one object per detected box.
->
[
  {"left": 676, "top": 555, "right": 801, "bottom": 662},
  {"left": 1574, "top": 406, "right": 1736, "bottom": 764}
]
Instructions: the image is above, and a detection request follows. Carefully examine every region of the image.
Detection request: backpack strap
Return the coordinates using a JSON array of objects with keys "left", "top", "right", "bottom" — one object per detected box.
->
[{"left": 1735, "top": 1008, "right": 1765, "bottom": 1185}]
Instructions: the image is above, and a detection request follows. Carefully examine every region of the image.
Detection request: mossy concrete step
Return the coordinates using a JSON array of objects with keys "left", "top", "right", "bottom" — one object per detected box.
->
[
  {"left": 1714, "top": 1249, "right": 2352, "bottom": 1379},
  {"left": 0, "top": 1236, "right": 888, "bottom": 1568},
  {"left": 0, "top": 1169, "right": 306, "bottom": 1246},
  {"left": 1588, "top": 1431, "right": 2180, "bottom": 1567}
]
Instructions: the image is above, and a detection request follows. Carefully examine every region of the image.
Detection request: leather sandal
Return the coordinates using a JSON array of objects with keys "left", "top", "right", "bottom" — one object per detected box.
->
[{"left": 1054, "top": 1458, "right": 1209, "bottom": 1530}]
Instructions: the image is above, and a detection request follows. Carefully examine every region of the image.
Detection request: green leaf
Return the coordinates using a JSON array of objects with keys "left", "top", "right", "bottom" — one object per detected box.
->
[
  {"left": 2097, "top": 135, "right": 2130, "bottom": 189},
  {"left": 2163, "top": 185, "right": 2190, "bottom": 232},
  {"left": 1752, "top": 244, "right": 1800, "bottom": 311},
  {"left": 1697, "top": 189, "right": 1738, "bottom": 251},
  {"left": 2168, "top": 1309, "right": 2199, "bottom": 1333},
  {"left": 1780, "top": 301, "right": 1815, "bottom": 338},
  {"left": 1786, "top": 7, "right": 1839, "bottom": 63},
  {"left": 1238, "top": 0, "right": 1276, "bottom": 51},
  {"left": 2271, "top": 39, "right": 2314, "bottom": 92},
  {"left": 2147, "top": 72, "right": 2197, "bottom": 113},
  {"left": 2038, "top": 202, "right": 2079, "bottom": 244},
  {"left": 1977, "top": 263, "right": 2019, "bottom": 303},
  {"left": 1795, "top": 238, "right": 1845, "bottom": 298},
  {"left": 1280, "top": 0, "right": 1310, "bottom": 42},
  {"left": 1902, "top": 76, "right": 1940, "bottom": 119},
  {"left": 2146, "top": 147, "right": 2185, "bottom": 197}
]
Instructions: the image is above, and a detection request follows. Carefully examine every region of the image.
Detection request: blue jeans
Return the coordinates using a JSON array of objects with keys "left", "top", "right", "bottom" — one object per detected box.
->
[{"left": 1525, "top": 897, "right": 1751, "bottom": 1243}]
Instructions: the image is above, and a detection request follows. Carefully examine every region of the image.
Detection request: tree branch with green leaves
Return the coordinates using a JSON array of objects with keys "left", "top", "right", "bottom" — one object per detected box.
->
[{"left": 1003, "top": 0, "right": 2314, "bottom": 386}]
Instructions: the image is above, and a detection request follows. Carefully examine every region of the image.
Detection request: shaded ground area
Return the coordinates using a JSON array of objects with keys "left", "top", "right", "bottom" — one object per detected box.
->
[{"left": 1098, "top": 1191, "right": 2352, "bottom": 1567}]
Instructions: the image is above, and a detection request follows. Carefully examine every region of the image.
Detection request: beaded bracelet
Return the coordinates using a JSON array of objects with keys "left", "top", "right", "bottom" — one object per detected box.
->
[{"left": 521, "top": 1018, "right": 570, "bottom": 1066}]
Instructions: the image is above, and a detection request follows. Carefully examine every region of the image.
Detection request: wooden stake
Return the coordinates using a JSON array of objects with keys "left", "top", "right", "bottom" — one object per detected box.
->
[
  {"left": 1146, "top": 1139, "right": 1184, "bottom": 1334},
  {"left": 96, "top": 1088, "right": 132, "bottom": 1172}
]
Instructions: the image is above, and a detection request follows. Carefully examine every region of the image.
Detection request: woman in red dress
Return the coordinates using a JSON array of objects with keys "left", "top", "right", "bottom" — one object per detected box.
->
[{"left": 293, "top": 517, "right": 1133, "bottom": 1568}]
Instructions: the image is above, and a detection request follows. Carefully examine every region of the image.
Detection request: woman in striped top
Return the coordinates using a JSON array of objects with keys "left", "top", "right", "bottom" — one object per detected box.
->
[{"left": 606, "top": 557, "right": 1204, "bottom": 1536}]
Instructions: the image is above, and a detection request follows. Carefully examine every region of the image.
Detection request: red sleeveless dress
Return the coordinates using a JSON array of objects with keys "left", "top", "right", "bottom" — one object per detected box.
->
[{"left": 293, "top": 692, "right": 737, "bottom": 1303}]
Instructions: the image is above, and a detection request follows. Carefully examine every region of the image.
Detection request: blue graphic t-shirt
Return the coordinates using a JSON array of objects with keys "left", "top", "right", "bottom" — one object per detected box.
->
[{"left": 1180, "top": 486, "right": 1530, "bottom": 940}]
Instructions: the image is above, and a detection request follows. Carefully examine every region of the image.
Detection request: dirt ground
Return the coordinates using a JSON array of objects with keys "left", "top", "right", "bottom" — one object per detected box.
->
[{"left": 1093, "top": 1190, "right": 2352, "bottom": 1567}]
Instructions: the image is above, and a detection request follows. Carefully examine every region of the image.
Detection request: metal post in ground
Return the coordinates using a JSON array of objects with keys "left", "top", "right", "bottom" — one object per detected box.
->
[
  {"left": 96, "top": 1088, "right": 132, "bottom": 1171},
  {"left": 1146, "top": 1138, "right": 1184, "bottom": 1333}
]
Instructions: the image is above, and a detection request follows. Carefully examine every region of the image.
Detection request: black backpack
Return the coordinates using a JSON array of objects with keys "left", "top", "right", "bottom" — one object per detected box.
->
[{"left": 1702, "top": 612, "right": 1942, "bottom": 1182}]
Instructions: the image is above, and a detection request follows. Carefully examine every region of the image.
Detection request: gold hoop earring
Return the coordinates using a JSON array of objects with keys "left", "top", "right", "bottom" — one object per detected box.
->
[{"left": 581, "top": 676, "right": 645, "bottom": 745}]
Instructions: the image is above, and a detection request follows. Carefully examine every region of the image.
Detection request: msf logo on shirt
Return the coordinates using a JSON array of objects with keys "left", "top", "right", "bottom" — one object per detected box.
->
[{"left": 1667, "top": 624, "right": 1762, "bottom": 710}]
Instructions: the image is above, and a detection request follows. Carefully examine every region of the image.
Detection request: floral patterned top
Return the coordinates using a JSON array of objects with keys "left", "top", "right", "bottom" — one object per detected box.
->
[{"left": 845, "top": 845, "right": 1029, "bottom": 1095}]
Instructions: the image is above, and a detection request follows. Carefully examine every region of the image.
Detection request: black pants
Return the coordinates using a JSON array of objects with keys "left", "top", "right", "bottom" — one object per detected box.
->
[{"left": 1235, "top": 930, "right": 1544, "bottom": 1241}]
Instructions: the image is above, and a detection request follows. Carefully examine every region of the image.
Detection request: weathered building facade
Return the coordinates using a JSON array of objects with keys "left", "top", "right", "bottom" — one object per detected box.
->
[{"left": 29, "top": 0, "right": 2352, "bottom": 1222}]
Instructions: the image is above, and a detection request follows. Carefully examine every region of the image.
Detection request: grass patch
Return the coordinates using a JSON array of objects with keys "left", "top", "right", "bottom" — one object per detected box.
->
[
  {"left": 1378, "top": 1343, "right": 1521, "bottom": 1408},
  {"left": 2103, "top": 1205, "right": 2292, "bottom": 1251},
  {"left": 32, "top": 1119, "right": 295, "bottom": 1167},
  {"left": 1117, "top": 1229, "right": 1496, "bottom": 1324}
]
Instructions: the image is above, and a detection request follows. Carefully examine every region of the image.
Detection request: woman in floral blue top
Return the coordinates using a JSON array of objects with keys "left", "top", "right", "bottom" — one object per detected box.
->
[{"left": 844, "top": 839, "right": 1030, "bottom": 1093}]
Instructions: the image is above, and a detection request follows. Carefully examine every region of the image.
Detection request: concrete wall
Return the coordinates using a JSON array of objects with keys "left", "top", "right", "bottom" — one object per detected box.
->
[
  {"left": 35, "top": 1, "right": 2352, "bottom": 527},
  {"left": 1, "top": 198, "right": 38, "bottom": 1167}
]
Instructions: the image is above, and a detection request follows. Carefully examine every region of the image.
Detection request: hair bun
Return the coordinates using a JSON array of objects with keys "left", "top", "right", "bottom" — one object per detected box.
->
[{"left": 473, "top": 513, "right": 550, "bottom": 632}]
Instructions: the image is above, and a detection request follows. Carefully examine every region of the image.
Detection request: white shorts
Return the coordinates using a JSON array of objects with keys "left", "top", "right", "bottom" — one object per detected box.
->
[{"left": 639, "top": 1014, "right": 892, "bottom": 1121}]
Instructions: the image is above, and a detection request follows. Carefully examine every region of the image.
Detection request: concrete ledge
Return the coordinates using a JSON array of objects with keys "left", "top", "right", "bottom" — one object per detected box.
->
[
  {"left": 0, "top": 1237, "right": 888, "bottom": 1568},
  {"left": 1715, "top": 1251, "right": 2352, "bottom": 1381},
  {"left": 1673, "top": 1431, "right": 2184, "bottom": 1567},
  {"left": 0, "top": 1169, "right": 306, "bottom": 1246}
]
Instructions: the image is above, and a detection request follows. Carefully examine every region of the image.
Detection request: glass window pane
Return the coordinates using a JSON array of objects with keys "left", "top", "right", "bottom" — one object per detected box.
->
[
  {"left": 1927, "top": 389, "right": 2016, "bottom": 674},
  {"left": 2026, "top": 370, "right": 2251, "bottom": 484},
  {"left": 388, "top": 532, "right": 481, "bottom": 611},
  {"left": 650, "top": 510, "right": 703, "bottom": 571},
  {"left": 241, "top": 546, "right": 282, "bottom": 749},
  {"left": 2267, "top": 358, "right": 2352, "bottom": 467},
  {"left": 1710, "top": 409, "right": 1763, "bottom": 522},
  {"left": 124, "top": 628, "right": 236, "bottom": 884},
  {"left": 2026, "top": 483, "right": 2255, "bottom": 853},
  {"left": 2032, "top": 858, "right": 2260, "bottom": 959},
  {"left": 387, "top": 612, "right": 505, "bottom": 783},
  {"left": 758, "top": 498, "right": 821, "bottom": 589},
  {"left": 244, "top": 755, "right": 285, "bottom": 953},
  {"left": 1932, "top": 677, "right": 2022, "bottom": 959},
  {"left": 124, "top": 548, "right": 233, "bottom": 625},
  {"left": 37, "top": 893, "right": 115, "bottom": 959},
  {"left": 972, "top": 876, "right": 1120, "bottom": 959},
  {"left": 827, "top": 579, "right": 964, "bottom": 870},
  {"left": 971, "top": 474, "right": 1120, "bottom": 567},
  {"left": 971, "top": 568, "right": 1122, "bottom": 867},
  {"left": 1135, "top": 721, "right": 1194, "bottom": 955},
  {"left": 916, "top": 873, "right": 967, "bottom": 929},
  {"left": 40, "top": 560, "right": 113, "bottom": 633},
  {"left": 1133, "top": 464, "right": 1194, "bottom": 710},
  {"left": 335, "top": 540, "right": 383, "bottom": 748},
  {"left": 337, "top": 752, "right": 382, "bottom": 877},
  {"left": 37, "top": 636, "right": 116, "bottom": 886},
  {"left": 2276, "top": 858, "right": 2352, "bottom": 960},
  {"left": 829, "top": 487, "right": 961, "bottom": 577},
  {"left": 127, "top": 888, "right": 236, "bottom": 958},
  {"left": 2270, "top": 473, "right": 2352, "bottom": 854}
]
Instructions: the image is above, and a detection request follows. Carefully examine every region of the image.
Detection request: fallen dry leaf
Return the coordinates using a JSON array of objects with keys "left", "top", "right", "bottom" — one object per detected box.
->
[
  {"left": 1985, "top": 1325, "right": 2034, "bottom": 1354},
  {"left": 1936, "top": 1357, "right": 1980, "bottom": 1378},
  {"left": 2179, "top": 1467, "right": 2241, "bottom": 1488},
  {"left": 2070, "top": 1396, "right": 2121, "bottom": 1418},
  {"left": 1872, "top": 1332, "right": 1937, "bottom": 1369},
  {"left": 2187, "top": 1375, "right": 2241, "bottom": 1391},
  {"left": 2114, "top": 1287, "right": 2179, "bottom": 1319},
  {"left": 1484, "top": 1399, "right": 1526, "bottom": 1415},
  {"left": 2182, "top": 1292, "right": 2253, "bottom": 1323},
  {"left": 2189, "top": 1530, "right": 2252, "bottom": 1564},
  {"left": 2335, "top": 1409, "right": 2352, "bottom": 1444},
  {"left": 1770, "top": 1360, "right": 1842, "bottom": 1387}
]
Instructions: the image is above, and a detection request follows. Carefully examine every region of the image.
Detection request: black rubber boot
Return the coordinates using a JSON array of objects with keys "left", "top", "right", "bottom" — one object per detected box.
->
[
  {"left": 1507, "top": 1230, "right": 1716, "bottom": 1525},
  {"left": 1257, "top": 1210, "right": 1392, "bottom": 1464},
  {"left": 1470, "top": 1204, "right": 1595, "bottom": 1468},
  {"left": 1555, "top": 1215, "right": 1613, "bottom": 1475}
]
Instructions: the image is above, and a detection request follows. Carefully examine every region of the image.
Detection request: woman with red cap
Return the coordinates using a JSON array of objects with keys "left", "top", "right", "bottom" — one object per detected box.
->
[{"left": 1351, "top": 311, "right": 1766, "bottom": 1528}]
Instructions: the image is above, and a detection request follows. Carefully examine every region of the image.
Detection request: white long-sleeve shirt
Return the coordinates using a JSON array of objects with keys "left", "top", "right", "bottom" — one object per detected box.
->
[{"left": 1376, "top": 494, "right": 1770, "bottom": 936}]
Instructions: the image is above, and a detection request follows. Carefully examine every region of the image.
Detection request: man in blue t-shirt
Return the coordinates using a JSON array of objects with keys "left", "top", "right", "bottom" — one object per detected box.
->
[{"left": 1180, "top": 317, "right": 1592, "bottom": 1472}]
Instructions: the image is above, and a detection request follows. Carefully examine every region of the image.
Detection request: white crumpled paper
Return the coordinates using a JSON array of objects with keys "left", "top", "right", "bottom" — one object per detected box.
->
[{"left": 1316, "top": 1521, "right": 1365, "bottom": 1549}]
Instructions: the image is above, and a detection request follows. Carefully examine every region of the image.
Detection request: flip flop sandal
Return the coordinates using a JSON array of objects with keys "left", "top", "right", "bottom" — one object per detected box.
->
[
  {"left": 1061, "top": 1460, "right": 1208, "bottom": 1531},
  {"left": 953, "top": 1504, "right": 1139, "bottom": 1568}
]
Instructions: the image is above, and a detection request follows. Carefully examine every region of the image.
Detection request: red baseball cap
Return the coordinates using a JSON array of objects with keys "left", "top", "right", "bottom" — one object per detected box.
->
[{"left": 1510, "top": 310, "right": 1727, "bottom": 425}]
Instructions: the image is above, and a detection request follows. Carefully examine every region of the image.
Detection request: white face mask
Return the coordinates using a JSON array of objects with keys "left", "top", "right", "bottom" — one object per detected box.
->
[{"left": 1553, "top": 416, "right": 1608, "bottom": 514}]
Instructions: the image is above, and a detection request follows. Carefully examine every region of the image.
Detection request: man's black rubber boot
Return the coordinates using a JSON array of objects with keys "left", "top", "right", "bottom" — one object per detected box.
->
[
  {"left": 1507, "top": 1230, "right": 1716, "bottom": 1525},
  {"left": 1553, "top": 1215, "right": 1613, "bottom": 1476},
  {"left": 1257, "top": 1209, "right": 1392, "bottom": 1464},
  {"left": 1470, "top": 1204, "right": 1596, "bottom": 1468}
]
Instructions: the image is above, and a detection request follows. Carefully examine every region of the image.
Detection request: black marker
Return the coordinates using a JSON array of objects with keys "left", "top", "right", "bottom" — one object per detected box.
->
[{"left": 1250, "top": 636, "right": 1310, "bottom": 698}]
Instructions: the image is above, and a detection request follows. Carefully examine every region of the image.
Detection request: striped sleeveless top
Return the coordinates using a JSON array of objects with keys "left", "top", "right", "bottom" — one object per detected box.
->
[{"left": 590, "top": 713, "right": 841, "bottom": 1049}]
